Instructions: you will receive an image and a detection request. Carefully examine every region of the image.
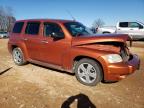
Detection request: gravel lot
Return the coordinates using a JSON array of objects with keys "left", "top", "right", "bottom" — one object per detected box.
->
[{"left": 0, "top": 39, "right": 144, "bottom": 108}]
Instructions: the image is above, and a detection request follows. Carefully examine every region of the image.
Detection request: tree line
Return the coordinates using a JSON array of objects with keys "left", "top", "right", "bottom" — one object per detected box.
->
[{"left": 0, "top": 6, "right": 16, "bottom": 32}]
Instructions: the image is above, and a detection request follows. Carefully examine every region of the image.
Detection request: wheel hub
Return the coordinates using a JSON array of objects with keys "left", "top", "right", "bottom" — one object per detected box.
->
[{"left": 78, "top": 63, "right": 97, "bottom": 84}]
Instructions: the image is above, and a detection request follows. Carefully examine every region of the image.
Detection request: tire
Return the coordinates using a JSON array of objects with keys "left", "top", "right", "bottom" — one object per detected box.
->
[
  {"left": 74, "top": 58, "right": 103, "bottom": 86},
  {"left": 103, "top": 32, "right": 110, "bottom": 34},
  {"left": 12, "top": 47, "right": 27, "bottom": 65},
  {"left": 3, "top": 36, "right": 6, "bottom": 38}
]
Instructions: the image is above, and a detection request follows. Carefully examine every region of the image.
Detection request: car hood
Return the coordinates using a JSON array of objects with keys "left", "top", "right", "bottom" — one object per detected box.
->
[{"left": 72, "top": 34, "right": 129, "bottom": 46}]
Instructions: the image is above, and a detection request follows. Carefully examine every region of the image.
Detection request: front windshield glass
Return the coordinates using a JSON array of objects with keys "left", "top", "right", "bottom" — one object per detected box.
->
[
  {"left": 64, "top": 22, "right": 93, "bottom": 37},
  {"left": 139, "top": 21, "right": 144, "bottom": 25}
]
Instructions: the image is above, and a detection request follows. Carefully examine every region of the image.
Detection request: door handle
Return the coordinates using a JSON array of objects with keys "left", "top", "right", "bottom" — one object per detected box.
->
[
  {"left": 22, "top": 38, "right": 28, "bottom": 41},
  {"left": 41, "top": 40, "right": 48, "bottom": 43}
]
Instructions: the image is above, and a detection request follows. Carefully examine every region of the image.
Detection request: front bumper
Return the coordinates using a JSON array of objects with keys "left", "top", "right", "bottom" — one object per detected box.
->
[{"left": 102, "top": 54, "right": 140, "bottom": 81}]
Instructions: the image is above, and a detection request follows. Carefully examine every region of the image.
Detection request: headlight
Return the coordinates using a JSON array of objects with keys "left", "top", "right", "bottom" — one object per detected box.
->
[{"left": 104, "top": 54, "right": 122, "bottom": 63}]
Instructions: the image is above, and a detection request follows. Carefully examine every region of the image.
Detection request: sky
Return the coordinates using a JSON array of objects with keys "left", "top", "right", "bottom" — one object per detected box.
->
[{"left": 0, "top": 0, "right": 144, "bottom": 27}]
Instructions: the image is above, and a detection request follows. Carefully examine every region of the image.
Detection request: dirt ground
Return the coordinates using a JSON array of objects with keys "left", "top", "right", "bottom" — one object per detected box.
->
[{"left": 0, "top": 39, "right": 144, "bottom": 108}]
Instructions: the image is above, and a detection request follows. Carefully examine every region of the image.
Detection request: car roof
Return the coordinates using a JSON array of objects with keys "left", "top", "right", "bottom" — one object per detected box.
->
[{"left": 16, "top": 19, "right": 76, "bottom": 23}]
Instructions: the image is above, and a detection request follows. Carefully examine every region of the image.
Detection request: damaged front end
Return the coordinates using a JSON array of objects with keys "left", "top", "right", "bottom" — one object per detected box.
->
[
  {"left": 95, "top": 41, "right": 130, "bottom": 62},
  {"left": 72, "top": 34, "right": 140, "bottom": 81},
  {"left": 72, "top": 34, "right": 133, "bottom": 63},
  {"left": 95, "top": 41, "right": 140, "bottom": 81}
]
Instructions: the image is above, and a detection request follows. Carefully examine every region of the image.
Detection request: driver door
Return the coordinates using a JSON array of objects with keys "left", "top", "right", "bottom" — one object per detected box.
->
[{"left": 39, "top": 22, "right": 70, "bottom": 66}]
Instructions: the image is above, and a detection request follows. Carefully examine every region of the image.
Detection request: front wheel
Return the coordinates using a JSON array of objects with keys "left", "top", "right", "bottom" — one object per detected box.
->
[
  {"left": 74, "top": 58, "right": 103, "bottom": 86},
  {"left": 12, "top": 47, "right": 27, "bottom": 65}
]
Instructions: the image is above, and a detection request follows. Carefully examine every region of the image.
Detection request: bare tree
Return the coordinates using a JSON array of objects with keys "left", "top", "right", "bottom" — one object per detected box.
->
[
  {"left": 0, "top": 6, "right": 16, "bottom": 32},
  {"left": 92, "top": 18, "right": 105, "bottom": 28},
  {"left": 91, "top": 18, "right": 105, "bottom": 33},
  {"left": 0, "top": 6, "right": 5, "bottom": 31}
]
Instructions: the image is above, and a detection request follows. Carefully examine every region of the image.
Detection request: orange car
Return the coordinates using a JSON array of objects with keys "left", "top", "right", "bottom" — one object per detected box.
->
[{"left": 8, "top": 19, "right": 140, "bottom": 86}]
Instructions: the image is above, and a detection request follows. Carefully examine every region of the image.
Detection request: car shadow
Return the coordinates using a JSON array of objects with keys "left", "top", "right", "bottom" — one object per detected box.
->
[
  {"left": 102, "top": 80, "right": 118, "bottom": 84},
  {"left": 0, "top": 67, "right": 12, "bottom": 75},
  {"left": 30, "top": 63, "right": 75, "bottom": 76},
  {"left": 61, "top": 93, "right": 96, "bottom": 108}
]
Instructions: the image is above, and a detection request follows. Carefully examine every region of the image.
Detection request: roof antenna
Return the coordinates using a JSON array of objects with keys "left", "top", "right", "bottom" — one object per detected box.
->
[{"left": 66, "top": 10, "right": 76, "bottom": 21}]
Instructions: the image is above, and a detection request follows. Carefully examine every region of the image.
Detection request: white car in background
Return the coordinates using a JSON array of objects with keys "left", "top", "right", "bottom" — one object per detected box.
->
[
  {"left": 97, "top": 21, "right": 144, "bottom": 40},
  {"left": 0, "top": 32, "right": 8, "bottom": 38}
]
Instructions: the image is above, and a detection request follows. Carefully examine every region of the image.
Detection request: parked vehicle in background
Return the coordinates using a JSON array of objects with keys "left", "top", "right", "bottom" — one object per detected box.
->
[
  {"left": 0, "top": 31, "right": 8, "bottom": 38},
  {"left": 97, "top": 21, "right": 144, "bottom": 40},
  {"left": 8, "top": 19, "right": 140, "bottom": 86}
]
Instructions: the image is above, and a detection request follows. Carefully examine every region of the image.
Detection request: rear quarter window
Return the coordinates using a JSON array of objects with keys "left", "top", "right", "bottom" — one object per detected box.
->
[{"left": 12, "top": 22, "right": 24, "bottom": 33}]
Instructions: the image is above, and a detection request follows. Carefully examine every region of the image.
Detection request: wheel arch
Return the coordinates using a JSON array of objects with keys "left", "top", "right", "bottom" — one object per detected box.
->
[
  {"left": 11, "top": 45, "right": 18, "bottom": 51},
  {"left": 102, "top": 31, "right": 111, "bottom": 34},
  {"left": 73, "top": 55, "right": 104, "bottom": 81},
  {"left": 11, "top": 43, "right": 29, "bottom": 61}
]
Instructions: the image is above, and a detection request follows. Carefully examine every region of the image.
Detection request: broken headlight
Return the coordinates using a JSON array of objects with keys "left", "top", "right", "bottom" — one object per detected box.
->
[{"left": 104, "top": 54, "right": 123, "bottom": 63}]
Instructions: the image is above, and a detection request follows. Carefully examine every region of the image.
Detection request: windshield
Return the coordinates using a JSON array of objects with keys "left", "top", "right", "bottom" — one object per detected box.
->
[
  {"left": 138, "top": 21, "right": 144, "bottom": 25},
  {"left": 64, "top": 22, "right": 93, "bottom": 37}
]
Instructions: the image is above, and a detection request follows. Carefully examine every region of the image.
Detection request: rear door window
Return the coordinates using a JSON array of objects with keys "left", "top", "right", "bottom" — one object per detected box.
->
[
  {"left": 13, "top": 22, "right": 24, "bottom": 33},
  {"left": 119, "top": 22, "right": 128, "bottom": 28},
  {"left": 25, "top": 22, "right": 40, "bottom": 35}
]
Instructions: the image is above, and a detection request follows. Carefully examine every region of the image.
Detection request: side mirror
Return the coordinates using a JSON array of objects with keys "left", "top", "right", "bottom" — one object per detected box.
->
[{"left": 51, "top": 32, "right": 64, "bottom": 39}]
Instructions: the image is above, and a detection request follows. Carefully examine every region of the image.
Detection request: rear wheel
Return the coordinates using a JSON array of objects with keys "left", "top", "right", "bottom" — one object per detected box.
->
[
  {"left": 12, "top": 47, "right": 27, "bottom": 65},
  {"left": 74, "top": 58, "right": 103, "bottom": 86},
  {"left": 103, "top": 32, "right": 110, "bottom": 34}
]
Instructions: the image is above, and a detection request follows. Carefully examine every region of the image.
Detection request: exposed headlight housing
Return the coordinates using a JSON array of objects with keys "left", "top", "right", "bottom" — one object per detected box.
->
[{"left": 104, "top": 54, "right": 122, "bottom": 63}]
